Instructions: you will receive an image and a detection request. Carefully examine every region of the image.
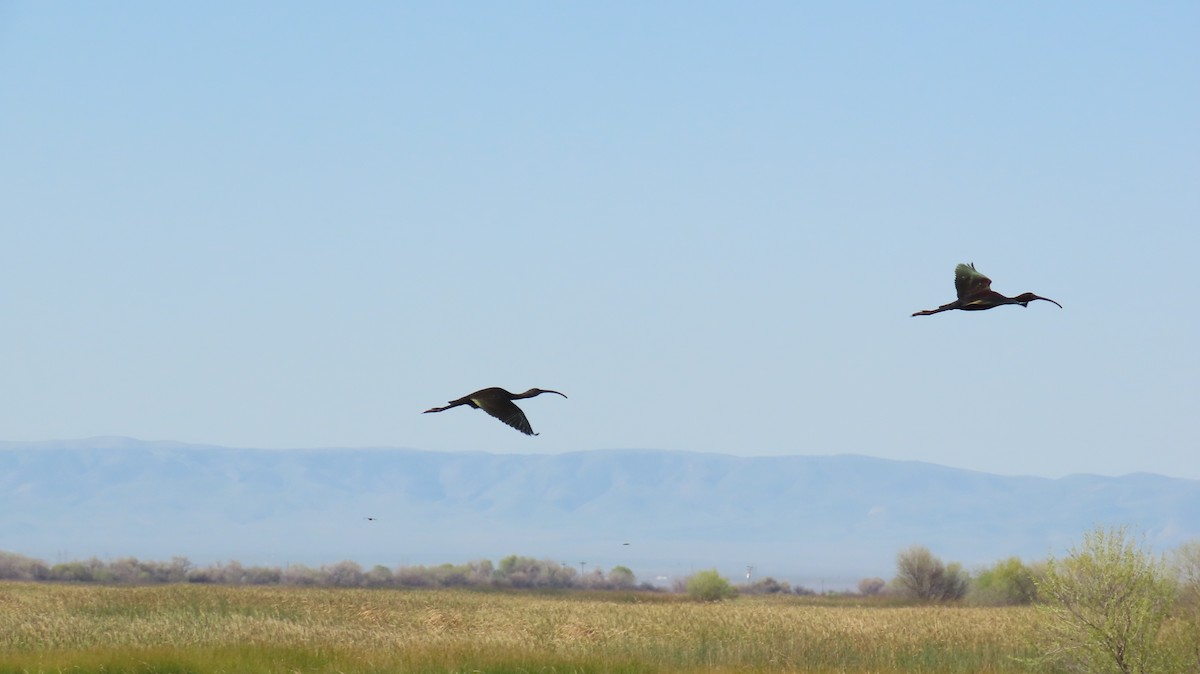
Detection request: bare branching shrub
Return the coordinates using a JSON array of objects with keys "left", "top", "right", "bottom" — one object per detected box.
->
[
  {"left": 241, "top": 565, "right": 282, "bottom": 585},
  {"left": 109, "top": 558, "right": 145, "bottom": 583},
  {"left": 395, "top": 565, "right": 435, "bottom": 587},
  {"left": 574, "top": 569, "right": 601, "bottom": 589},
  {"left": 495, "top": 555, "right": 577, "bottom": 588},
  {"left": 217, "top": 560, "right": 248, "bottom": 584},
  {"left": 893, "top": 546, "right": 969, "bottom": 601},
  {"left": 0, "top": 551, "right": 49, "bottom": 580},
  {"left": 323, "top": 560, "right": 364, "bottom": 587},
  {"left": 857, "top": 577, "right": 886, "bottom": 596}
]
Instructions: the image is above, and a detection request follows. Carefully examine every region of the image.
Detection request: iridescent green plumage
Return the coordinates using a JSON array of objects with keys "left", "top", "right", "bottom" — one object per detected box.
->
[{"left": 953, "top": 263, "right": 992, "bottom": 300}]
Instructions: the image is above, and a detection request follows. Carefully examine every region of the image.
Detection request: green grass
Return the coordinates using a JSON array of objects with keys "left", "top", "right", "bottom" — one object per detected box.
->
[{"left": 0, "top": 582, "right": 1054, "bottom": 673}]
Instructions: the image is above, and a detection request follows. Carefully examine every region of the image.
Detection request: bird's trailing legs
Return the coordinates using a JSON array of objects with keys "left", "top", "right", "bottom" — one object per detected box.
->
[{"left": 423, "top": 387, "right": 567, "bottom": 436}]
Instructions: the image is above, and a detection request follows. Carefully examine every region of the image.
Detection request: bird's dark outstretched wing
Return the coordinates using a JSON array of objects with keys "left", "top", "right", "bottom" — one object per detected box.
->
[
  {"left": 478, "top": 398, "right": 536, "bottom": 435},
  {"left": 953, "top": 263, "right": 992, "bottom": 300}
]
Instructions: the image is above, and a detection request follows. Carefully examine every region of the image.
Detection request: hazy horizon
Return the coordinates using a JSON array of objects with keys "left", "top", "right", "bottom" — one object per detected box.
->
[
  {"left": 3, "top": 434, "right": 1197, "bottom": 481},
  {"left": 5, "top": 438, "right": 1197, "bottom": 590}
]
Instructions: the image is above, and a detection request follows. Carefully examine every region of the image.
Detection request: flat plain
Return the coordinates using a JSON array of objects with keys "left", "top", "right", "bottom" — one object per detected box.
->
[{"left": 1, "top": 582, "right": 1051, "bottom": 673}]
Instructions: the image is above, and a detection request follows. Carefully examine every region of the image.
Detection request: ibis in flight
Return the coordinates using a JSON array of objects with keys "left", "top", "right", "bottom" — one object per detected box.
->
[
  {"left": 423, "top": 387, "right": 567, "bottom": 436},
  {"left": 912, "top": 263, "right": 1062, "bottom": 317}
]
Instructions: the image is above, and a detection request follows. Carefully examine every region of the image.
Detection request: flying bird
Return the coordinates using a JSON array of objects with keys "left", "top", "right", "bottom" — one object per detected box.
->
[
  {"left": 364, "top": 517, "right": 376, "bottom": 521},
  {"left": 423, "top": 387, "right": 567, "bottom": 436},
  {"left": 912, "top": 263, "right": 1062, "bottom": 317}
]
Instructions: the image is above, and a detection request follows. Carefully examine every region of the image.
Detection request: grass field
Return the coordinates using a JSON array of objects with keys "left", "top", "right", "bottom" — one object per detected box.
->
[{"left": 0, "top": 582, "right": 1055, "bottom": 674}]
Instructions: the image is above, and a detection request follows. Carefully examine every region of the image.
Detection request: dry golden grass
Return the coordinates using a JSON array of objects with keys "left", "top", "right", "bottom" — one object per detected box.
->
[{"left": 0, "top": 582, "right": 1050, "bottom": 673}]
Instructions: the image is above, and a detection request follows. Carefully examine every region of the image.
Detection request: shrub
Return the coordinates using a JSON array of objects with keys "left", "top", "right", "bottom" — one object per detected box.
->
[
  {"left": 365, "top": 564, "right": 393, "bottom": 587},
  {"left": 1036, "top": 526, "right": 1177, "bottom": 674},
  {"left": 0, "top": 551, "right": 49, "bottom": 580},
  {"left": 857, "top": 577, "right": 886, "bottom": 596},
  {"left": 1170, "top": 539, "right": 1200, "bottom": 671},
  {"left": 607, "top": 565, "right": 636, "bottom": 589},
  {"left": 893, "top": 546, "right": 968, "bottom": 601},
  {"left": 742, "top": 577, "right": 790, "bottom": 595},
  {"left": 686, "top": 569, "right": 736, "bottom": 601},
  {"left": 281, "top": 564, "right": 322, "bottom": 586},
  {"left": 323, "top": 560, "right": 364, "bottom": 587},
  {"left": 969, "top": 557, "right": 1038, "bottom": 606},
  {"left": 495, "top": 555, "right": 576, "bottom": 588},
  {"left": 1173, "top": 539, "right": 1200, "bottom": 609}
]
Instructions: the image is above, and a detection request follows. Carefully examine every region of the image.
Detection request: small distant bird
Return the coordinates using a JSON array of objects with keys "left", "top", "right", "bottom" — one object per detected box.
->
[
  {"left": 364, "top": 517, "right": 377, "bottom": 521},
  {"left": 622, "top": 542, "right": 630, "bottom": 546},
  {"left": 912, "top": 263, "right": 1062, "bottom": 317},
  {"left": 423, "top": 387, "right": 567, "bottom": 436}
]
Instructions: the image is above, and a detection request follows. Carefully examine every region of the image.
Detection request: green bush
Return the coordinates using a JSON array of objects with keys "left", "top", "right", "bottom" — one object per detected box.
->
[
  {"left": 1036, "top": 526, "right": 1177, "bottom": 674},
  {"left": 607, "top": 565, "right": 636, "bottom": 589},
  {"left": 686, "top": 569, "right": 736, "bottom": 601},
  {"left": 969, "top": 557, "right": 1038, "bottom": 606}
]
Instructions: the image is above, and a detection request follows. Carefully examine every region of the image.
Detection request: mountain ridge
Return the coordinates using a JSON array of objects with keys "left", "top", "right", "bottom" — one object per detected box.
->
[{"left": 3, "top": 437, "right": 1196, "bottom": 588}]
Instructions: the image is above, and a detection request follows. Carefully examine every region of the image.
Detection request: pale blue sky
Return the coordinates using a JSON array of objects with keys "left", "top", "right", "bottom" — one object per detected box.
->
[{"left": 2, "top": 2, "right": 1197, "bottom": 479}]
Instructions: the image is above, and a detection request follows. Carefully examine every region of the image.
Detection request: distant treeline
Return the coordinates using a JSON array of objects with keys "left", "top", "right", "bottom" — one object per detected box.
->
[
  {"left": 0, "top": 550, "right": 820, "bottom": 595},
  {"left": 0, "top": 550, "right": 638, "bottom": 589}
]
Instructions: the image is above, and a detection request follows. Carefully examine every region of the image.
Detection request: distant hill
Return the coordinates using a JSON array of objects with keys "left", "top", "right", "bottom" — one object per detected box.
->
[{"left": 2, "top": 437, "right": 1197, "bottom": 589}]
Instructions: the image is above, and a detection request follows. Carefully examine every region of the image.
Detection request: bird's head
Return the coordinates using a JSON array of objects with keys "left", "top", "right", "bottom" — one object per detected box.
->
[
  {"left": 1014, "top": 292, "right": 1062, "bottom": 309},
  {"left": 526, "top": 388, "right": 568, "bottom": 399}
]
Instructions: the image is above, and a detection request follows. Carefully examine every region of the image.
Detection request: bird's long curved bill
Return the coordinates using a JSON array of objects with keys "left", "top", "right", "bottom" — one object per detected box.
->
[{"left": 1034, "top": 295, "right": 1063, "bottom": 308}]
